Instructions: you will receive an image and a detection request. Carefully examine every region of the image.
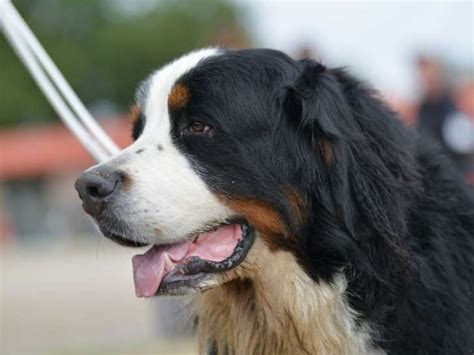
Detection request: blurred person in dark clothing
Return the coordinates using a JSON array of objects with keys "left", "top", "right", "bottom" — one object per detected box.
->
[
  {"left": 446, "top": 80, "right": 474, "bottom": 184},
  {"left": 416, "top": 56, "right": 473, "bottom": 182},
  {"left": 416, "top": 56, "right": 454, "bottom": 148}
]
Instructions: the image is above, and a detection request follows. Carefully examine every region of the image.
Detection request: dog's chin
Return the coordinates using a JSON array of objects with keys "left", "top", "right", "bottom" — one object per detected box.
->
[
  {"left": 156, "top": 272, "right": 221, "bottom": 296},
  {"left": 100, "top": 230, "right": 148, "bottom": 248},
  {"left": 100, "top": 219, "right": 255, "bottom": 298}
]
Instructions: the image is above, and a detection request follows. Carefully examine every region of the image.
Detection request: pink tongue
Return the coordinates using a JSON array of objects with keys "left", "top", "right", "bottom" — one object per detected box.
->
[{"left": 132, "top": 224, "right": 243, "bottom": 298}]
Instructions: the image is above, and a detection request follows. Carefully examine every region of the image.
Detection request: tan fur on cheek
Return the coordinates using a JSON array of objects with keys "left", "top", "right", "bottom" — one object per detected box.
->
[
  {"left": 284, "top": 186, "right": 306, "bottom": 226},
  {"left": 217, "top": 196, "right": 290, "bottom": 250},
  {"left": 168, "top": 84, "right": 191, "bottom": 111}
]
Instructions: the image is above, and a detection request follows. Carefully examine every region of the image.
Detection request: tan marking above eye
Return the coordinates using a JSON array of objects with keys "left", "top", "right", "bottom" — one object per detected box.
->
[
  {"left": 169, "top": 84, "right": 191, "bottom": 111},
  {"left": 129, "top": 104, "right": 141, "bottom": 125}
]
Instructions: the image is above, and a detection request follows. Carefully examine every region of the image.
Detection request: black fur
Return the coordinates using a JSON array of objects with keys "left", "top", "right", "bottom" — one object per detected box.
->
[{"left": 163, "top": 49, "right": 473, "bottom": 354}]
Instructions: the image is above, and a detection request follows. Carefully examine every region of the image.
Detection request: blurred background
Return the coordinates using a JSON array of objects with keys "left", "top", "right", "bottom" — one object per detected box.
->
[{"left": 1, "top": 1, "right": 472, "bottom": 354}]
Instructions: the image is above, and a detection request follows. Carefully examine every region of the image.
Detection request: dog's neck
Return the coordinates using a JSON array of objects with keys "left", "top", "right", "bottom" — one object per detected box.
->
[{"left": 196, "top": 242, "right": 380, "bottom": 355}]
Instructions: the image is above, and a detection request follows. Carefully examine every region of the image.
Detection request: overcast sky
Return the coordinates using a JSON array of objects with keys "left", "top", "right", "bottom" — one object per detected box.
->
[{"left": 241, "top": 1, "right": 473, "bottom": 99}]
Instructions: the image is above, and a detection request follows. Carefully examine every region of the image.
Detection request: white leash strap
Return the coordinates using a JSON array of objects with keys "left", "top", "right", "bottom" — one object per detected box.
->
[{"left": 0, "top": 0, "right": 120, "bottom": 162}]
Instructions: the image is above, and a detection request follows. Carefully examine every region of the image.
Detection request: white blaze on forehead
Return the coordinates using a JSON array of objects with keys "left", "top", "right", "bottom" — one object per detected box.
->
[
  {"left": 101, "top": 48, "right": 233, "bottom": 245},
  {"left": 140, "top": 47, "right": 220, "bottom": 142}
]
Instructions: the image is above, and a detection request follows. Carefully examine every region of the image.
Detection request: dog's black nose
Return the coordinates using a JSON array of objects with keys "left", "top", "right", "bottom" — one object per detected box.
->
[{"left": 75, "top": 169, "right": 122, "bottom": 216}]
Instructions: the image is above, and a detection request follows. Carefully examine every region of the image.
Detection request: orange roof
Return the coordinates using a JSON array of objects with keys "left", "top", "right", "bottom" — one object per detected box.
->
[{"left": 0, "top": 116, "right": 133, "bottom": 180}]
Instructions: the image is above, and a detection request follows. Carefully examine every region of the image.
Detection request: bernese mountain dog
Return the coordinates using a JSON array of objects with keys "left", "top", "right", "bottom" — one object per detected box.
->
[{"left": 75, "top": 48, "right": 474, "bottom": 354}]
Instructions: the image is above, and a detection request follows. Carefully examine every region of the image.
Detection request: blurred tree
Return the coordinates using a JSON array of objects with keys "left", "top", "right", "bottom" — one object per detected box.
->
[{"left": 0, "top": 0, "right": 251, "bottom": 127}]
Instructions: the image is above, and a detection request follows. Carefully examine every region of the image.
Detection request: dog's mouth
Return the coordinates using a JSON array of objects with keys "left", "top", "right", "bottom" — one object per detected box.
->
[{"left": 131, "top": 220, "right": 255, "bottom": 297}]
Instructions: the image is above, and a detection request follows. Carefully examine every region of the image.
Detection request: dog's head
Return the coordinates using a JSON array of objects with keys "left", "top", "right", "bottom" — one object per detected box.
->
[{"left": 75, "top": 48, "right": 417, "bottom": 297}]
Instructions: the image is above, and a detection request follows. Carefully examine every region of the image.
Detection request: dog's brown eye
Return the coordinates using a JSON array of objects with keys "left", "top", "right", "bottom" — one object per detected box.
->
[{"left": 188, "top": 120, "right": 210, "bottom": 134}]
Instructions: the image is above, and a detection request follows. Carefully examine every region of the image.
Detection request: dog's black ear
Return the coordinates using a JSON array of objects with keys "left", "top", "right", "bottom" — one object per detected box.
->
[
  {"left": 283, "top": 60, "right": 355, "bottom": 166},
  {"left": 281, "top": 61, "right": 367, "bottom": 279},
  {"left": 283, "top": 62, "right": 419, "bottom": 273},
  {"left": 282, "top": 60, "right": 358, "bottom": 238}
]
